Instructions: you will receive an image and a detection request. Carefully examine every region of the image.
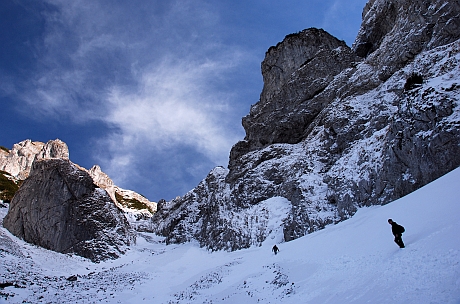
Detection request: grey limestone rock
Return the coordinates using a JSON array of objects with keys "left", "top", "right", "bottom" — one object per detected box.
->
[
  {"left": 152, "top": 0, "right": 460, "bottom": 251},
  {"left": 230, "top": 29, "right": 359, "bottom": 165},
  {"left": 353, "top": 0, "right": 460, "bottom": 72},
  {"left": 0, "top": 138, "right": 156, "bottom": 234},
  {"left": 3, "top": 158, "right": 135, "bottom": 262},
  {"left": 0, "top": 140, "right": 45, "bottom": 180},
  {"left": 36, "top": 138, "right": 69, "bottom": 161},
  {"left": 0, "top": 139, "right": 69, "bottom": 181}
]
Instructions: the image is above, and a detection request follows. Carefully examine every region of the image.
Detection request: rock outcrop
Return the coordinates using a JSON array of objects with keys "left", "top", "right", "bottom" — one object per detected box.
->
[
  {"left": 354, "top": 0, "right": 460, "bottom": 61},
  {"left": 0, "top": 139, "right": 157, "bottom": 230},
  {"left": 3, "top": 158, "right": 135, "bottom": 262},
  {"left": 86, "top": 164, "right": 157, "bottom": 231},
  {"left": 0, "top": 140, "right": 45, "bottom": 180},
  {"left": 1, "top": 138, "right": 156, "bottom": 260},
  {"left": 0, "top": 139, "right": 69, "bottom": 181},
  {"left": 151, "top": 0, "right": 460, "bottom": 250},
  {"left": 87, "top": 164, "right": 117, "bottom": 202},
  {"left": 230, "top": 28, "right": 359, "bottom": 163}
]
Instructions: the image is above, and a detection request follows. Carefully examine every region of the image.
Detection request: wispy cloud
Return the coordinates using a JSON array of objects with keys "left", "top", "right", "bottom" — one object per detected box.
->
[
  {"left": 10, "top": 0, "right": 248, "bottom": 198},
  {"left": 100, "top": 54, "right": 244, "bottom": 185},
  {"left": 4, "top": 0, "right": 368, "bottom": 199},
  {"left": 16, "top": 0, "right": 126, "bottom": 121}
]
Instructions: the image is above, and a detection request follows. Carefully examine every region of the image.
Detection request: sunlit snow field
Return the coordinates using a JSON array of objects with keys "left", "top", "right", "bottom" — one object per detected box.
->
[{"left": 1, "top": 168, "right": 460, "bottom": 303}]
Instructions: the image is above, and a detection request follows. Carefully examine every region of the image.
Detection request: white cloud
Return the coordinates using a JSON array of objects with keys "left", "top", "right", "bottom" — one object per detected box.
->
[
  {"left": 8, "top": 0, "right": 252, "bottom": 197},
  {"left": 17, "top": 0, "right": 245, "bottom": 121},
  {"left": 2, "top": 0, "right": 373, "bottom": 199},
  {"left": 101, "top": 55, "right": 244, "bottom": 180}
]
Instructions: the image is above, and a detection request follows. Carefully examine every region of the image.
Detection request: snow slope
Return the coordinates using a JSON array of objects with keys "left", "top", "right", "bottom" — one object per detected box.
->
[{"left": 1, "top": 167, "right": 460, "bottom": 303}]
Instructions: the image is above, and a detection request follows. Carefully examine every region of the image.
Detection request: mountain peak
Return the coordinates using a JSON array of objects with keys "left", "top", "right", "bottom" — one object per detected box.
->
[{"left": 151, "top": 0, "right": 460, "bottom": 251}]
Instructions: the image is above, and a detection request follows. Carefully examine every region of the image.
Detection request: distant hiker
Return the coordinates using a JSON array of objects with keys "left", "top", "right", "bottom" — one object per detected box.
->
[
  {"left": 272, "top": 245, "right": 279, "bottom": 255},
  {"left": 388, "top": 219, "right": 405, "bottom": 248}
]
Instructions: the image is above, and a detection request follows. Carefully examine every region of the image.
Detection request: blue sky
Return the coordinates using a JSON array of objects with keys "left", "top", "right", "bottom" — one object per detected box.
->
[{"left": 1, "top": 0, "right": 368, "bottom": 201}]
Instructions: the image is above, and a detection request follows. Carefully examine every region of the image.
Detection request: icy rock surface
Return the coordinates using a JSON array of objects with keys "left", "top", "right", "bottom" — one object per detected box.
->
[
  {"left": 3, "top": 159, "right": 135, "bottom": 262},
  {"left": 152, "top": 0, "right": 460, "bottom": 250}
]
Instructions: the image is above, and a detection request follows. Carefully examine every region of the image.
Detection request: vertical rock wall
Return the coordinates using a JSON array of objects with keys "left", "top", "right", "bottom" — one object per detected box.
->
[
  {"left": 3, "top": 159, "right": 135, "bottom": 262},
  {"left": 151, "top": 0, "right": 460, "bottom": 251}
]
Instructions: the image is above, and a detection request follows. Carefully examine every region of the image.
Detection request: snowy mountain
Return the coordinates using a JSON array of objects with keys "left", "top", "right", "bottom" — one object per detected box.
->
[
  {"left": 3, "top": 158, "right": 135, "bottom": 262},
  {"left": 1, "top": 0, "right": 460, "bottom": 275},
  {"left": 1, "top": 165, "right": 459, "bottom": 303},
  {"left": 152, "top": 0, "right": 460, "bottom": 250}
]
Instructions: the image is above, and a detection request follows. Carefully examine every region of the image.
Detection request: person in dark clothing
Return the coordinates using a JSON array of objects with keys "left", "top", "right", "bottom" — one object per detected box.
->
[
  {"left": 388, "top": 219, "right": 405, "bottom": 248},
  {"left": 272, "top": 245, "right": 279, "bottom": 255}
]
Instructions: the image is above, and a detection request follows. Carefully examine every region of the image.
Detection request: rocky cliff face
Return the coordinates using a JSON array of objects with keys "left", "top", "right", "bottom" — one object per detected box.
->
[
  {"left": 231, "top": 28, "right": 358, "bottom": 160},
  {"left": 87, "top": 165, "right": 156, "bottom": 214},
  {"left": 0, "top": 138, "right": 70, "bottom": 190},
  {"left": 3, "top": 158, "right": 135, "bottom": 262},
  {"left": 85, "top": 164, "right": 157, "bottom": 231},
  {"left": 152, "top": 0, "right": 460, "bottom": 249},
  {"left": 0, "top": 139, "right": 157, "bottom": 228},
  {"left": 1, "top": 139, "right": 156, "bottom": 260}
]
